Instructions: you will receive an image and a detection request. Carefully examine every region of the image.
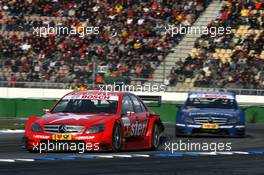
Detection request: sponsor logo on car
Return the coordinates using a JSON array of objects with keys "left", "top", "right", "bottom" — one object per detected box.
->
[
  {"left": 131, "top": 121, "right": 147, "bottom": 136},
  {"left": 64, "top": 92, "right": 119, "bottom": 101},
  {"left": 33, "top": 135, "right": 50, "bottom": 139},
  {"left": 76, "top": 136, "right": 95, "bottom": 140}
]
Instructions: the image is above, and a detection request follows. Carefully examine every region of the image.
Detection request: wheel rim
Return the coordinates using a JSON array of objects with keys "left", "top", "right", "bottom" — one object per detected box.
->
[
  {"left": 113, "top": 126, "right": 121, "bottom": 149},
  {"left": 153, "top": 125, "right": 160, "bottom": 148}
]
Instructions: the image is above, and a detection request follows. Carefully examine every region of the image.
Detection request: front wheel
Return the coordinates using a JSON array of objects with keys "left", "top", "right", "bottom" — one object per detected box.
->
[
  {"left": 112, "top": 123, "right": 122, "bottom": 152},
  {"left": 151, "top": 123, "right": 160, "bottom": 150}
]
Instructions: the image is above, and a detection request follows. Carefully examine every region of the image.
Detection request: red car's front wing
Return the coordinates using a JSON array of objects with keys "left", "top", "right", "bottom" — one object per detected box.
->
[
  {"left": 23, "top": 116, "right": 160, "bottom": 152},
  {"left": 24, "top": 131, "right": 115, "bottom": 152}
]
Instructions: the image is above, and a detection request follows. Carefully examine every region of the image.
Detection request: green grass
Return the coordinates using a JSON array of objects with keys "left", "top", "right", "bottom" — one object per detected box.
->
[
  {"left": 0, "top": 124, "right": 25, "bottom": 130},
  {"left": 151, "top": 104, "right": 264, "bottom": 124},
  {"left": 0, "top": 102, "right": 263, "bottom": 129},
  {"left": 246, "top": 107, "right": 264, "bottom": 123},
  {"left": 151, "top": 103, "right": 178, "bottom": 123}
]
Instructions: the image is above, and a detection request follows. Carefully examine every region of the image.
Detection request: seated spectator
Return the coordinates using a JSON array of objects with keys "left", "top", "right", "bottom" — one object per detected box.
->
[
  {"left": 0, "top": 0, "right": 211, "bottom": 87},
  {"left": 169, "top": 0, "right": 263, "bottom": 90}
]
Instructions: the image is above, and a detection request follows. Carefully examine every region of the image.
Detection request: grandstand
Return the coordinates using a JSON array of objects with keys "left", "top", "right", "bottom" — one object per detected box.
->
[
  {"left": 0, "top": 0, "right": 211, "bottom": 88},
  {"left": 166, "top": 0, "right": 264, "bottom": 93},
  {"left": 0, "top": 0, "right": 263, "bottom": 95}
]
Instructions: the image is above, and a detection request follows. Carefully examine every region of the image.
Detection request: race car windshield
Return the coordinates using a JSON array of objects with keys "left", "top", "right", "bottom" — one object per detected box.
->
[
  {"left": 51, "top": 99, "right": 118, "bottom": 114},
  {"left": 184, "top": 98, "right": 237, "bottom": 109}
]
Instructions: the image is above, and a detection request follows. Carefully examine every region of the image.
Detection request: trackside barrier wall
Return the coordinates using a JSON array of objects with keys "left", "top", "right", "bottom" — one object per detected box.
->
[
  {"left": 0, "top": 88, "right": 263, "bottom": 123},
  {"left": 0, "top": 99, "right": 56, "bottom": 118}
]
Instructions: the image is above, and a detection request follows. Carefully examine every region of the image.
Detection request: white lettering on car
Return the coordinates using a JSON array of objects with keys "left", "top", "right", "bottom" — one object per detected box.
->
[
  {"left": 130, "top": 121, "right": 147, "bottom": 136},
  {"left": 63, "top": 93, "right": 119, "bottom": 101},
  {"left": 76, "top": 136, "right": 95, "bottom": 140},
  {"left": 33, "top": 135, "right": 50, "bottom": 139}
]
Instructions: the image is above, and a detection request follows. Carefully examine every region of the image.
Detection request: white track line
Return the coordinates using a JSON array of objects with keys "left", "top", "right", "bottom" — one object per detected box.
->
[
  {"left": 0, "top": 151, "right": 256, "bottom": 163},
  {"left": 233, "top": 151, "right": 249, "bottom": 155},
  {"left": 113, "top": 155, "right": 132, "bottom": 158},
  {"left": 96, "top": 155, "right": 114, "bottom": 158},
  {"left": 216, "top": 152, "right": 234, "bottom": 155},
  {"left": 0, "top": 159, "right": 15, "bottom": 162},
  {"left": 198, "top": 152, "right": 217, "bottom": 155},
  {"left": 133, "top": 154, "right": 150, "bottom": 157},
  {"left": 15, "top": 159, "right": 35, "bottom": 162},
  {"left": 0, "top": 129, "right": 25, "bottom": 133}
]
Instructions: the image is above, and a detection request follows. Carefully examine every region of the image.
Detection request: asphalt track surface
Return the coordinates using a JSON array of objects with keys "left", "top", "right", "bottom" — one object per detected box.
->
[{"left": 0, "top": 124, "right": 264, "bottom": 175}]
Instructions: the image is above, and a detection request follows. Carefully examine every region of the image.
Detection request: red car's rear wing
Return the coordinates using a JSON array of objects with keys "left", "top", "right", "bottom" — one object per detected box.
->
[{"left": 138, "top": 95, "right": 161, "bottom": 107}]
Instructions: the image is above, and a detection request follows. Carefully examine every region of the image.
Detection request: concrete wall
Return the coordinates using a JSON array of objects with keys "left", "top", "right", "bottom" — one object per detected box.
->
[
  {"left": 0, "top": 87, "right": 264, "bottom": 104},
  {"left": 0, "top": 88, "right": 263, "bottom": 123}
]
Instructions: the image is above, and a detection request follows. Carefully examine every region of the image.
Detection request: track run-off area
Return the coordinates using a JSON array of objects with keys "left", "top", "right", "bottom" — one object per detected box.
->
[{"left": 0, "top": 124, "right": 264, "bottom": 175}]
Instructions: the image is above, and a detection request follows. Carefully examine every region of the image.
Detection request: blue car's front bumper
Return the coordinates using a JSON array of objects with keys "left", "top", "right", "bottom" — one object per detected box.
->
[{"left": 175, "top": 124, "right": 245, "bottom": 137}]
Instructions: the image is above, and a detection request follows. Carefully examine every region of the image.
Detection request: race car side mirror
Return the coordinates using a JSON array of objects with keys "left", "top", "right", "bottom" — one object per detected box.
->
[
  {"left": 239, "top": 106, "right": 250, "bottom": 112},
  {"left": 148, "top": 113, "right": 159, "bottom": 118},
  {"left": 43, "top": 109, "right": 50, "bottom": 113},
  {"left": 241, "top": 108, "right": 247, "bottom": 112},
  {"left": 126, "top": 111, "right": 135, "bottom": 117}
]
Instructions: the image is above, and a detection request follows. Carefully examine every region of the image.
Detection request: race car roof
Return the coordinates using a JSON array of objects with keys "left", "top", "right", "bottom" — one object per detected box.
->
[
  {"left": 63, "top": 90, "right": 122, "bottom": 101},
  {"left": 188, "top": 91, "right": 235, "bottom": 99},
  {"left": 67, "top": 90, "right": 124, "bottom": 96}
]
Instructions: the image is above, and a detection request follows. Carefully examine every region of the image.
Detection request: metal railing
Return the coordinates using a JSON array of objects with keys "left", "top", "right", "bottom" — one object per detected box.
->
[
  {"left": 0, "top": 81, "right": 68, "bottom": 89},
  {"left": 165, "top": 81, "right": 264, "bottom": 96},
  {"left": 1, "top": 80, "right": 264, "bottom": 96}
]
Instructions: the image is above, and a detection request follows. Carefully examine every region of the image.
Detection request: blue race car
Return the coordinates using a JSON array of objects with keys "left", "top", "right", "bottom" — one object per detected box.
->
[{"left": 175, "top": 92, "right": 245, "bottom": 137}]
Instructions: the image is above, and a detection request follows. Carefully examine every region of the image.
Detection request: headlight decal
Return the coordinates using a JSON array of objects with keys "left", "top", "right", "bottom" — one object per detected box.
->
[
  {"left": 182, "top": 116, "right": 194, "bottom": 124},
  {"left": 228, "top": 116, "right": 240, "bottom": 124},
  {"left": 31, "top": 123, "right": 42, "bottom": 132},
  {"left": 86, "top": 124, "right": 105, "bottom": 134}
]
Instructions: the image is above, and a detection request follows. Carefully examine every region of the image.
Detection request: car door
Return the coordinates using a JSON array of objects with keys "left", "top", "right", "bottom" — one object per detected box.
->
[
  {"left": 129, "top": 95, "right": 149, "bottom": 138},
  {"left": 120, "top": 95, "right": 137, "bottom": 138}
]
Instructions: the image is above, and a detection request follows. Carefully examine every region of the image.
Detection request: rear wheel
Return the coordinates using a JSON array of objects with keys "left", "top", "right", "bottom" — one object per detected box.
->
[
  {"left": 27, "top": 148, "right": 38, "bottom": 153},
  {"left": 151, "top": 123, "right": 160, "bottom": 150},
  {"left": 112, "top": 123, "right": 122, "bottom": 152}
]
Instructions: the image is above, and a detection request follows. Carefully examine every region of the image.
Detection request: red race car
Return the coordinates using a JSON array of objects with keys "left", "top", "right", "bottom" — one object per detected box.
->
[{"left": 23, "top": 90, "right": 164, "bottom": 152}]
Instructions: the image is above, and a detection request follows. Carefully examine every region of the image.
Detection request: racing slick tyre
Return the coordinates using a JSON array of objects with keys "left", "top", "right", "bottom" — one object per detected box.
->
[
  {"left": 27, "top": 148, "right": 38, "bottom": 153},
  {"left": 22, "top": 137, "right": 38, "bottom": 153},
  {"left": 112, "top": 122, "right": 122, "bottom": 152},
  {"left": 236, "top": 129, "right": 246, "bottom": 138},
  {"left": 151, "top": 123, "right": 160, "bottom": 150},
  {"left": 175, "top": 126, "right": 179, "bottom": 137},
  {"left": 175, "top": 126, "right": 185, "bottom": 137}
]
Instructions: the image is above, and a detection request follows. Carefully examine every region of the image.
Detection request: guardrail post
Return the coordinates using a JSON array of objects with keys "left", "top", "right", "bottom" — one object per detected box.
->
[{"left": 163, "top": 59, "right": 165, "bottom": 83}]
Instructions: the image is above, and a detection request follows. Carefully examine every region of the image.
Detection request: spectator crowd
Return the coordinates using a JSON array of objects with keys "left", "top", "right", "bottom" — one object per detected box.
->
[
  {"left": 169, "top": 0, "right": 264, "bottom": 89},
  {"left": 0, "top": 0, "right": 211, "bottom": 86}
]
